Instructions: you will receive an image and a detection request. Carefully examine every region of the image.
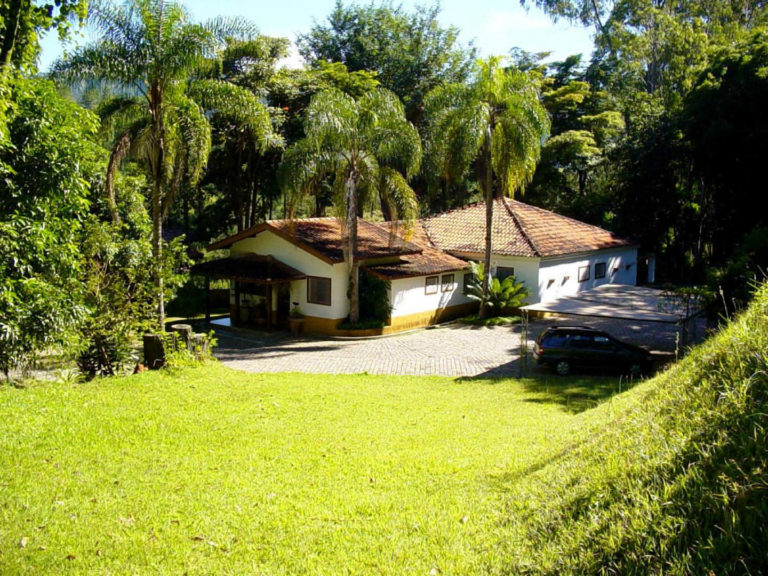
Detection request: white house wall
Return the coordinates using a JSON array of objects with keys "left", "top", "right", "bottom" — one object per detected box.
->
[
  {"left": 230, "top": 232, "right": 349, "bottom": 320},
  {"left": 451, "top": 252, "right": 541, "bottom": 304},
  {"left": 537, "top": 247, "right": 638, "bottom": 302},
  {"left": 390, "top": 272, "right": 473, "bottom": 318}
]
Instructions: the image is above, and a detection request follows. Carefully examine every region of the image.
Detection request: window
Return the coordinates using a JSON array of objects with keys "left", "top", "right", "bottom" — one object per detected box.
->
[
  {"left": 307, "top": 276, "right": 332, "bottom": 306},
  {"left": 578, "top": 265, "right": 590, "bottom": 283},
  {"left": 425, "top": 276, "right": 439, "bottom": 295},
  {"left": 595, "top": 262, "right": 606, "bottom": 279},
  {"left": 569, "top": 334, "right": 592, "bottom": 348},
  {"left": 441, "top": 274, "right": 455, "bottom": 292},
  {"left": 496, "top": 266, "right": 515, "bottom": 281},
  {"left": 462, "top": 272, "right": 473, "bottom": 295},
  {"left": 593, "top": 335, "right": 614, "bottom": 350}
]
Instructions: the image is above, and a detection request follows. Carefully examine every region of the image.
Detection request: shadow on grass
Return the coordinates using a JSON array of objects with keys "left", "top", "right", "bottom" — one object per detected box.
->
[
  {"left": 518, "top": 374, "right": 641, "bottom": 414},
  {"left": 457, "top": 366, "right": 642, "bottom": 414}
]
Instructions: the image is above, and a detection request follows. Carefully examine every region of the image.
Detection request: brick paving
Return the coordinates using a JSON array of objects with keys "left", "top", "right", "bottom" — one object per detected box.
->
[
  {"left": 213, "top": 323, "right": 526, "bottom": 378},
  {"left": 210, "top": 315, "right": 706, "bottom": 378}
]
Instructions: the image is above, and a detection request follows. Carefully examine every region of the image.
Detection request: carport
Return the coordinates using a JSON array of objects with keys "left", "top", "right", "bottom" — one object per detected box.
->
[{"left": 521, "top": 284, "right": 704, "bottom": 354}]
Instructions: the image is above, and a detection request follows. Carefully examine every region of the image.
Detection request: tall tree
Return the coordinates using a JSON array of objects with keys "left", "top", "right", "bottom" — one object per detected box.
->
[
  {"left": 0, "top": 77, "right": 98, "bottom": 377},
  {"left": 54, "top": 0, "right": 272, "bottom": 329},
  {"left": 424, "top": 57, "right": 549, "bottom": 317},
  {"left": 279, "top": 88, "right": 421, "bottom": 323},
  {"left": 297, "top": 0, "right": 475, "bottom": 122}
]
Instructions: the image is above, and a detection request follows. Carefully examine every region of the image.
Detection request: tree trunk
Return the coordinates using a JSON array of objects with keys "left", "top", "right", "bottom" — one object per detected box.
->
[
  {"left": 149, "top": 80, "right": 166, "bottom": 332},
  {"left": 345, "top": 170, "right": 360, "bottom": 323},
  {"left": 152, "top": 176, "right": 165, "bottom": 331},
  {"left": 0, "top": 0, "right": 24, "bottom": 73},
  {"left": 480, "top": 125, "right": 494, "bottom": 319}
]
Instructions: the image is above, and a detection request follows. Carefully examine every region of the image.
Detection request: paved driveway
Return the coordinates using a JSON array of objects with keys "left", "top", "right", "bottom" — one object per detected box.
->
[
  {"left": 213, "top": 323, "right": 526, "bottom": 378},
  {"left": 210, "top": 314, "right": 703, "bottom": 378}
]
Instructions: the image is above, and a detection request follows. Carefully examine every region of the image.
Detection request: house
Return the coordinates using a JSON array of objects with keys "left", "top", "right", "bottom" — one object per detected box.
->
[
  {"left": 194, "top": 217, "right": 474, "bottom": 334},
  {"left": 421, "top": 198, "right": 638, "bottom": 303},
  {"left": 194, "top": 199, "right": 637, "bottom": 335}
]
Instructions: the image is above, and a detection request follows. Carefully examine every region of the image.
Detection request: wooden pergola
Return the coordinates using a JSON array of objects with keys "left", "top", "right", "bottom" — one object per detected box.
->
[{"left": 191, "top": 254, "right": 306, "bottom": 327}]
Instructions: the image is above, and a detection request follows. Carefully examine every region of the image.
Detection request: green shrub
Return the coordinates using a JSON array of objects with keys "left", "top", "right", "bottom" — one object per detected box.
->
[{"left": 465, "top": 261, "right": 528, "bottom": 316}]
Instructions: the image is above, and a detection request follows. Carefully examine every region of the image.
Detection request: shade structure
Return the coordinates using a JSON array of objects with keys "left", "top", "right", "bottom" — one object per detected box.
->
[{"left": 191, "top": 254, "right": 306, "bottom": 285}]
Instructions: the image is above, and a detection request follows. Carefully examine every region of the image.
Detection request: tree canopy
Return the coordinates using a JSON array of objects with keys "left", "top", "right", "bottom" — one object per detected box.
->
[{"left": 297, "top": 0, "right": 476, "bottom": 121}]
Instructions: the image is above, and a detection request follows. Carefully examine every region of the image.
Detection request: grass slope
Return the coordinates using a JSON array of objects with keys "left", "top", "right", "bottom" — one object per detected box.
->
[
  {"left": 2, "top": 284, "right": 766, "bottom": 574},
  {"left": 494, "top": 284, "right": 768, "bottom": 575},
  {"left": 0, "top": 367, "right": 619, "bottom": 574}
]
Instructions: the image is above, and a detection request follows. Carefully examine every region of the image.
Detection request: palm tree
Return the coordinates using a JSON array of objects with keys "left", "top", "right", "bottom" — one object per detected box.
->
[
  {"left": 279, "top": 88, "right": 421, "bottom": 323},
  {"left": 55, "top": 0, "right": 272, "bottom": 329},
  {"left": 423, "top": 57, "right": 550, "bottom": 317}
]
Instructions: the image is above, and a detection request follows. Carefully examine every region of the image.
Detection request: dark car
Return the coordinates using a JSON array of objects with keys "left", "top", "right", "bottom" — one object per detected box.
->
[{"left": 533, "top": 326, "right": 653, "bottom": 377}]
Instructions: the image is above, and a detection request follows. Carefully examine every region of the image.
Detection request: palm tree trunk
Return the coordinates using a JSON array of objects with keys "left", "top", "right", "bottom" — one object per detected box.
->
[
  {"left": 150, "top": 80, "right": 166, "bottom": 331},
  {"left": 152, "top": 176, "right": 165, "bottom": 331},
  {"left": 480, "top": 125, "right": 494, "bottom": 319},
  {"left": 345, "top": 170, "right": 360, "bottom": 323}
]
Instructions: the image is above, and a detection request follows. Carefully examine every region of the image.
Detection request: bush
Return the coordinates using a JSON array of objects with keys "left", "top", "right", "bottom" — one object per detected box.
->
[{"left": 464, "top": 261, "right": 528, "bottom": 316}]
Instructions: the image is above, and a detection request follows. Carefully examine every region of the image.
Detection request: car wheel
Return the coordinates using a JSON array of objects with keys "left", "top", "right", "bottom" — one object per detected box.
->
[{"left": 555, "top": 360, "right": 571, "bottom": 376}]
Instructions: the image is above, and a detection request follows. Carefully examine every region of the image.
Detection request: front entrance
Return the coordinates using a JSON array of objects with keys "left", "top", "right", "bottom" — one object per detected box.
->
[
  {"left": 232, "top": 281, "right": 292, "bottom": 331},
  {"left": 276, "top": 284, "right": 291, "bottom": 328}
]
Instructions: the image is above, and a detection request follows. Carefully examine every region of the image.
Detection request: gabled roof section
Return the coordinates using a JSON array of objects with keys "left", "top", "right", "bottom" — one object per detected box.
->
[
  {"left": 366, "top": 222, "right": 470, "bottom": 280},
  {"left": 421, "top": 198, "right": 633, "bottom": 258},
  {"left": 207, "top": 217, "right": 423, "bottom": 263}
]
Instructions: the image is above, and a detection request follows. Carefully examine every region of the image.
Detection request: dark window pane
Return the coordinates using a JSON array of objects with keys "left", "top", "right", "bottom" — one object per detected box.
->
[
  {"left": 425, "top": 276, "right": 438, "bottom": 295},
  {"left": 496, "top": 266, "right": 515, "bottom": 281},
  {"left": 595, "top": 262, "right": 606, "bottom": 279},
  {"left": 463, "top": 272, "right": 472, "bottom": 295},
  {"left": 307, "top": 277, "right": 332, "bottom": 306}
]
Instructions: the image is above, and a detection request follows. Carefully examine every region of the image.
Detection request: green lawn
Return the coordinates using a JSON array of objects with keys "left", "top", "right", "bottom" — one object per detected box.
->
[{"left": 0, "top": 366, "right": 623, "bottom": 574}]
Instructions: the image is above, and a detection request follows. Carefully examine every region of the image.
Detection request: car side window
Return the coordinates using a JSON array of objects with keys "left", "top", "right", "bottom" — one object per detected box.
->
[
  {"left": 542, "top": 333, "right": 568, "bottom": 347},
  {"left": 593, "top": 335, "right": 613, "bottom": 350},
  {"left": 569, "top": 334, "right": 592, "bottom": 348}
]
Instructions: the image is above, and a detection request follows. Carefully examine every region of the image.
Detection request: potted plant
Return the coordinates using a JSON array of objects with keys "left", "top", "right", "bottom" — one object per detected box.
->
[{"left": 288, "top": 302, "right": 305, "bottom": 336}]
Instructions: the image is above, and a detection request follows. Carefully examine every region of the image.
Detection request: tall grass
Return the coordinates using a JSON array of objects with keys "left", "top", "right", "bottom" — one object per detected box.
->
[{"left": 495, "top": 283, "right": 768, "bottom": 574}]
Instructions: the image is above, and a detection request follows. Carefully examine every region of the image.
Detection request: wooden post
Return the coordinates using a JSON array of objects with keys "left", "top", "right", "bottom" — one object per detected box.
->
[
  {"left": 266, "top": 284, "right": 273, "bottom": 329},
  {"left": 170, "top": 324, "right": 193, "bottom": 350},
  {"left": 143, "top": 334, "right": 165, "bottom": 369}
]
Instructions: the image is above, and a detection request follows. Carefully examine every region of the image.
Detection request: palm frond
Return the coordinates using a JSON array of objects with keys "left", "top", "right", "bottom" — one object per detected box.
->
[
  {"left": 171, "top": 96, "right": 211, "bottom": 187},
  {"left": 304, "top": 89, "right": 359, "bottom": 151},
  {"left": 203, "top": 16, "right": 259, "bottom": 45},
  {"left": 53, "top": 43, "right": 146, "bottom": 88},
  {"left": 378, "top": 167, "right": 419, "bottom": 228},
  {"left": 188, "top": 79, "right": 273, "bottom": 151}
]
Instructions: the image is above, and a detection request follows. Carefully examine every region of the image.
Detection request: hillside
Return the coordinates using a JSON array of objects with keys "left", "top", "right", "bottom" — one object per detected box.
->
[{"left": 495, "top": 283, "right": 768, "bottom": 574}]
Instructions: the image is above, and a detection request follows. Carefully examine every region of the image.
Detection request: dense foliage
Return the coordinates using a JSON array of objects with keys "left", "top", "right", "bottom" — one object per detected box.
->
[
  {"left": 297, "top": 0, "right": 475, "bottom": 122},
  {"left": 0, "top": 77, "right": 98, "bottom": 377}
]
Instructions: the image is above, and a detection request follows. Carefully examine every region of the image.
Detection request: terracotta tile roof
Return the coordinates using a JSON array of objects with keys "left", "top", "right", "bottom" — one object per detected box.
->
[
  {"left": 422, "top": 198, "right": 633, "bottom": 258},
  {"left": 366, "top": 222, "right": 470, "bottom": 279},
  {"left": 208, "top": 217, "right": 422, "bottom": 263}
]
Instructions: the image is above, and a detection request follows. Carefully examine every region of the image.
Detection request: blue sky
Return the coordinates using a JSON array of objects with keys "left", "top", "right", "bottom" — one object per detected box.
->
[{"left": 38, "top": 0, "right": 595, "bottom": 71}]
